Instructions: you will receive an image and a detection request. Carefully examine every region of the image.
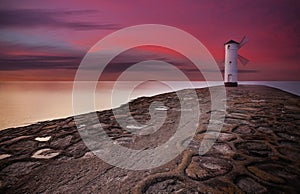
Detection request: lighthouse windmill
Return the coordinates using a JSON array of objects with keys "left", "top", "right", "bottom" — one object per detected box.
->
[{"left": 224, "top": 36, "right": 249, "bottom": 87}]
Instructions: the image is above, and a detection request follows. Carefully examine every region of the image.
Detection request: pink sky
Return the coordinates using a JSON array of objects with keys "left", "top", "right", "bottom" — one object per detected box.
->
[{"left": 0, "top": 0, "right": 299, "bottom": 81}]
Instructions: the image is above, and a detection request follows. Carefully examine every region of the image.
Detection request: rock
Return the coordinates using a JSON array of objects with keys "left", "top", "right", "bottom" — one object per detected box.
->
[
  {"left": 276, "top": 132, "right": 300, "bottom": 142},
  {"left": 235, "top": 142, "right": 271, "bottom": 157},
  {"left": 227, "top": 112, "right": 249, "bottom": 120},
  {"left": 154, "top": 106, "right": 169, "bottom": 111},
  {"left": 237, "top": 176, "right": 267, "bottom": 193},
  {"left": 126, "top": 124, "right": 147, "bottom": 130},
  {"left": 0, "top": 154, "right": 11, "bottom": 160},
  {"left": 217, "top": 132, "right": 237, "bottom": 141},
  {"left": 82, "top": 151, "right": 96, "bottom": 159},
  {"left": 233, "top": 125, "right": 254, "bottom": 134},
  {"left": 247, "top": 166, "right": 285, "bottom": 184},
  {"left": 185, "top": 156, "right": 232, "bottom": 180},
  {"left": 32, "top": 148, "right": 60, "bottom": 159},
  {"left": 66, "top": 141, "right": 88, "bottom": 158},
  {"left": 0, "top": 161, "right": 41, "bottom": 188},
  {"left": 5, "top": 140, "right": 37, "bottom": 155},
  {"left": 186, "top": 161, "right": 209, "bottom": 180},
  {"left": 0, "top": 135, "right": 31, "bottom": 146},
  {"left": 211, "top": 143, "right": 234, "bottom": 154},
  {"left": 145, "top": 179, "right": 185, "bottom": 194},
  {"left": 50, "top": 135, "right": 72, "bottom": 149},
  {"left": 257, "top": 127, "right": 273, "bottom": 134},
  {"left": 35, "top": 136, "right": 51, "bottom": 142},
  {"left": 277, "top": 147, "right": 300, "bottom": 160}
]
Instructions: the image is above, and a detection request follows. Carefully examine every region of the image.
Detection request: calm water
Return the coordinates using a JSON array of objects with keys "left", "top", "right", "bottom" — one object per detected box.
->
[{"left": 0, "top": 81, "right": 299, "bottom": 130}]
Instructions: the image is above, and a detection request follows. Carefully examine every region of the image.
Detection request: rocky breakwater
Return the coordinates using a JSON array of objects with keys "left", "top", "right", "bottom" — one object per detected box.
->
[{"left": 0, "top": 85, "right": 299, "bottom": 193}]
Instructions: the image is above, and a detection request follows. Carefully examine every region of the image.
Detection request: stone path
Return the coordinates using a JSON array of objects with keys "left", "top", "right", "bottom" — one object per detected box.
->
[{"left": 0, "top": 85, "right": 299, "bottom": 193}]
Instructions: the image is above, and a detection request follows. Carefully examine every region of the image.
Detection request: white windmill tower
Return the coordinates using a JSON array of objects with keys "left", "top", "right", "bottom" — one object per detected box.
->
[{"left": 224, "top": 36, "right": 249, "bottom": 87}]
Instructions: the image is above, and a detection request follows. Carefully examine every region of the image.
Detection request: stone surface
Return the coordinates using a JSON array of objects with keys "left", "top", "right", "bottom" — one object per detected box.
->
[
  {"left": 0, "top": 85, "right": 299, "bottom": 193},
  {"left": 35, "top": 136, "right": 51, "bottom": 142},
  {"left": 237, "top": 176, "right": 267, "bottom": 193},
  {"left": 0, "top": 154, "right": 11, "bottom": 160},
  {"left": 31, "top": 148, "right": 60, "bottom": 159},
  {"left": 185, "top": 156, "right": 232, "bottom": 181}
]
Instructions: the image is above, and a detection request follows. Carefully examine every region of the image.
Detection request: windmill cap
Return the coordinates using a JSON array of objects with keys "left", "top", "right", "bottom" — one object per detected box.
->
[{"left": 224, "top": 40, "right": 239, "bottom": 45}]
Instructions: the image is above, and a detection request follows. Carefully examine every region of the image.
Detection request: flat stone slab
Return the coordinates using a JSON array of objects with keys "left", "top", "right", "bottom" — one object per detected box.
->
[
  {"left": 31, "top": 148, "right": 60, "bottom": 159},
  {"left": 34, "top": 136, "right": 51, "bottom": 142},
  {"left": 0, "top": 85, "right": 299, "bottom": 193}
]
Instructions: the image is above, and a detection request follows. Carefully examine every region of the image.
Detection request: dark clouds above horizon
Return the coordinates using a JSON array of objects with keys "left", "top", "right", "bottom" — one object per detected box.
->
[
  {"left": 0, "top": 9, "right": 121, "bottom": 30},
  {"left": 0, "top": 0, "right": 299, "bottom": 81}
]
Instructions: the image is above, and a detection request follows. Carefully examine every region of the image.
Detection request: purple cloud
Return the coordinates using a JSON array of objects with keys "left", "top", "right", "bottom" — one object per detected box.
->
[{"left": 0, "top": 9, "right": 121, "bottom": 30}]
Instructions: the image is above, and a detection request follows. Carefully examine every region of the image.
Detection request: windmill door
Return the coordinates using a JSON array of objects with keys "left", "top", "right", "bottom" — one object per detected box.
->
[{"left": 228, "top": 74, "right": 233, "bottom": 82}]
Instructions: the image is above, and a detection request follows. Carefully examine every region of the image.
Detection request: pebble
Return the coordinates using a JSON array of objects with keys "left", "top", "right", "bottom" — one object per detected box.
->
[
  {"left": 154, "top": 106, "right": 169, "bottom": 111},
  {"left": 35, "top": 136, "right": 51, "bottom": 142},
  {"left": 32, "top": 148, "right": 60, "bottom": 159},
  {"left": 0, "top": 154, "right": 11, "bottom": 160}
]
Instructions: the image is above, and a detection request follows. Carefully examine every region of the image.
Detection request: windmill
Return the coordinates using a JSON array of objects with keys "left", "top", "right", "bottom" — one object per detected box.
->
[{"left": 224, "top": 36, "right": 249, "bottom": 87}]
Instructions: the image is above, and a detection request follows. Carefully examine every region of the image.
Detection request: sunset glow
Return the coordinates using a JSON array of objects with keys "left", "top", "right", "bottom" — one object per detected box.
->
[{"left": 0, "top": 0, "right": 299, "bottom": 81}]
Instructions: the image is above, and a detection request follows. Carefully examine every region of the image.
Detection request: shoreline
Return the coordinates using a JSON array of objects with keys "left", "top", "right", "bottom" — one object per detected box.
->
[{"left": 1, "top": 83, "right": 299, "bottom": 131}]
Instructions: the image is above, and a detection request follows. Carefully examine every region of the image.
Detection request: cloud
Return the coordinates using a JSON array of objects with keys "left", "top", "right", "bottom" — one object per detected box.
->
[
  {"left": 220, "top": 69, "right": 259, "bottom": 74},
  {"left": 237, "top": 69, "right": 259, "bottom": 73},
  {"left": 186, "top": 68, "right": 259, "bottom": 74},
  {"left": 0, "top": 29, "right": 79, "bottom": 53},
  {"left": 0, "top": 54, "right": 81, "bottom": 70},
  {"left": 0, "top": 9, "right": 121, "bottom": 30}
]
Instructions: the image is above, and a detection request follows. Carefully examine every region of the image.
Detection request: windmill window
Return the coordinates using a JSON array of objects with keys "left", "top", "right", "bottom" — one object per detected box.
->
[
  {"left": 229, "top": 61, "right": 232, "bottom": 64},
  {"left": 228, "top": 45, "right": 230, "bottom": 49}
]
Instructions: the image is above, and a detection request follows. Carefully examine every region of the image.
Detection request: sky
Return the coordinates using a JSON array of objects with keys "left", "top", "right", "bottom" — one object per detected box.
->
[{"left": 0, "top": 0, "right": 299, "bottom": 81}]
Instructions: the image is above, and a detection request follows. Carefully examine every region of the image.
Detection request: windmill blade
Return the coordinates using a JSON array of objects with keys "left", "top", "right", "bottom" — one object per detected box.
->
[
  {"left": 238, "top": 54, "right": 249, "bottom": 65},
  {"left": 239, "top": 36, "right": 248, "bottom": 48}
]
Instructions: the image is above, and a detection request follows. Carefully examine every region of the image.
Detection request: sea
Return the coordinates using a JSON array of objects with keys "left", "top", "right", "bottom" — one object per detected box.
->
[{"left": 0, "top": 81, "right": 299, "bottom": 130}]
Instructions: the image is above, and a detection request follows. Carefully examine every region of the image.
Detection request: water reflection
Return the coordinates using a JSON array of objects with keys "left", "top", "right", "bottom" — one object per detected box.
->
[{"left": 0, "top": 81, "right": 299, "bottom": 130}]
